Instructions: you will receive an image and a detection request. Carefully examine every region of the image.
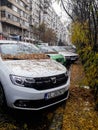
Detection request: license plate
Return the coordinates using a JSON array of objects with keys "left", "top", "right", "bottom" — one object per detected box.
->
[
  {"left": 44, "top": 88, "right": 65, "bottom": 100},
  {"left": 71, "top": 57, "right": 75, "bottom": 60}
]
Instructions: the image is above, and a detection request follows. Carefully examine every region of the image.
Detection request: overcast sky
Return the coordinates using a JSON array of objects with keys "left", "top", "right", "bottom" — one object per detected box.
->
[
  {"left": 52, "top": 1, "right": 71, "bottom": 26},
  {"left": 52, "top": 2, "right": 61, "bottom": 16},
  {"left": 52, "top": 1, "right": 72, "bottom": 43}
]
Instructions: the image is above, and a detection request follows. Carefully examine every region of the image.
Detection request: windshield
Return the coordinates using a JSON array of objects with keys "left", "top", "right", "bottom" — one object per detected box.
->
[
  {"left": 53, "top": 46, "right": 66, "bottom": 52},
  {"left": 0, "top": 43, "right": 39, "bottom": 55},
  {"left": 40, "top": 46, "right": 56, "bottom": 53},
  {"left": 0, "top": 43, "right": 49, "bottom": 60}
]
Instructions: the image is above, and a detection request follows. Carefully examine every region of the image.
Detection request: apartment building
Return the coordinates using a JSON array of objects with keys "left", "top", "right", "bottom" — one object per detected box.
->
[
  {"left": 50, "top": 6, "right": 67, "bottom": 44},
  {"left": 0, "top": 0, "right": 66, "bottom": 44},
  {"left": 57, "top": 19, "right": 67, "bottom": 44},
  {"left": 30, "top": 0, "right": 52, "bottom": 26},
  {"left": 0, "top": 0, "right": 30, "bottom": 39}
]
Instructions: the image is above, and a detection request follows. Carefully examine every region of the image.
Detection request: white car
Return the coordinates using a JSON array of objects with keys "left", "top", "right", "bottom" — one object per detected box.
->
[
  {"left": 58, "top": 51, "right": 78, "bottom": 62},
  {"left": 36, "top": 45, "right": 66, "bottom": 65},
  {"left": 0, "top": 40, "right": 70, "bottom": 110},
  {"left": 52, "top": 46, "right": 79, "bottom": 63}
]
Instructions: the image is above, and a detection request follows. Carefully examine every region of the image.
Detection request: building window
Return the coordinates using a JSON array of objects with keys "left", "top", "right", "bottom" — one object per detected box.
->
[
  {"left": 20, "top": 1, "right": 24, "bottom": 7},
  {"left": 24, "top": 21, "right": 29, "bottom": 27},
  {"left": 13, "top": 16, "right": 18, "bottom": 22},
  {"left": 27, "top": 0, "right": 30, "bottom": 3},
  {"left": 7, "top": 13, "right": 12, "bottom": 19},
  {"left": 1, "top": 11, "right": 6, "bottom": 17},
  {"left": 18, "top": 8, "right": 21, "bottom": 14},
  {"left": 15, "top": 0, "right": 19, "bottom": 3},
  {"left": 7, "top": 3, "right": 12, "bottom": 8},
  {"left": 12, "top": 6, "right": 18, "bottom": 12},
  {"left": 20, "top": 19, "right": 23, "bottom": 24}
]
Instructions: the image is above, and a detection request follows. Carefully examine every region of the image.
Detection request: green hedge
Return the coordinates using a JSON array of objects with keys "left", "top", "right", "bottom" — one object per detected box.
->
[
  {"left": 78, "top": 46, "right": 98, "bottom": 107},
  {"left": 78, "top": 46, "right": 98, "bottom": 88}
]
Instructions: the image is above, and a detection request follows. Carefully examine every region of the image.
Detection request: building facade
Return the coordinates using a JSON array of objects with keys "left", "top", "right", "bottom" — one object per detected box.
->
[
  {"left": 0, "top": 0, "right": 30, "bottom": 39},
  {"left": 0, "top": 0, "right": 66, "bottom": 44}
]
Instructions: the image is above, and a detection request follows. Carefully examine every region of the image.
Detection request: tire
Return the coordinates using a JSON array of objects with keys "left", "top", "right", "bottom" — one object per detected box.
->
[{"left": 0, "top": 83, "right": 6, "bottom": 109}]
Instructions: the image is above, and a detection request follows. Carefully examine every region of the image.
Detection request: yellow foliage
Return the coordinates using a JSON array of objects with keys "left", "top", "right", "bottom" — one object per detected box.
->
[{"left": 71, "top": 21, "right": 89, "bottom": 45}]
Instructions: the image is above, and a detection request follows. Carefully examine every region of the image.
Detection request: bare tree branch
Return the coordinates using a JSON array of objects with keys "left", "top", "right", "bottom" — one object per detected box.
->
[{"left": 60, "top": 0, "right": 75, "bottom": 22}]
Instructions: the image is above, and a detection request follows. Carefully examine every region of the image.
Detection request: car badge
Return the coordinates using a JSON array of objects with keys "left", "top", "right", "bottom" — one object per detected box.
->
[{"left": 51, "top": 77, "right": 56, "bottom": 84}]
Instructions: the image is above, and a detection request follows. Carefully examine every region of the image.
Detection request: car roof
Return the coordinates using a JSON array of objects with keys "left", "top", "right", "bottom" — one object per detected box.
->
[
  {"left": 0, "top": 40, "right": 18, "bottom": 44},
  {"left": 0, "top": 40, "right": 40, "bottom": 50}
]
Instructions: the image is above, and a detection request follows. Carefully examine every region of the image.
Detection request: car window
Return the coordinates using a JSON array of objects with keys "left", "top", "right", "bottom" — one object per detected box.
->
[
  {"left": 41, "top": 47, "right": 55, "bottom": 52},
  {"left": 0, "top": 43, "right": 39, "bottom": 55},
  {"left": 53, "top": 47, "right": 66, "bottom": 51}
]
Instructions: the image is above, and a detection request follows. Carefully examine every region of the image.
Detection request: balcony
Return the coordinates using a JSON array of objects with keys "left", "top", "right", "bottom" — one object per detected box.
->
[
  {"left": 1, "top": 6, "right": 29, "bottom": 23},
  {"left": 1, "top": 10, "right": 29, "bottom": 30},
  {"left": 7, "top": 0, "right": 30, "bottom": 14}
]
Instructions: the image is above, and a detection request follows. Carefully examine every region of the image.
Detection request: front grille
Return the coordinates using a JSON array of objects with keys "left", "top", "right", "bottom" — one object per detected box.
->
[
  {"left": 71, "top": 56, "right": 79, "bottom": 61},
  {"left": 14, "top": 90, "right": 69, "bottom": 109},
  {"left": 24, "top": 73, "right": 68, "bottom": 90},
  {"left": 71, "top": 56, "right": 76, "bottom": 58}
]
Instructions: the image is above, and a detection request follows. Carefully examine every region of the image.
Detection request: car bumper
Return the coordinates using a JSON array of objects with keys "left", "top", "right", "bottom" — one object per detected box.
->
[
  {"left": 70, "top": 56, "right": 79, "bottom": 62},
  {"left": 65, "top": 56, "right": 78, "bottom": 62},
  {"left": 13, "top": 90, "right": 69, "bottom": 110},
  {"left": 6, "top": 77, "right": 70, "bottom": 110}
]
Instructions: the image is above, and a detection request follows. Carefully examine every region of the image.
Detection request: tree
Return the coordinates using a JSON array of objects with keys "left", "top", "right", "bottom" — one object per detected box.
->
[
  {"left": 71, "top": 21, "right": 89, "bottom": 47},
  {"left": 34, "top": 22, "right": 57, "bottom": 45},
  {"left": 43, "top": 28, "right": 57, "bottom": 44},
  {"left": 56, "top": 0, "right": 98, "bottom": 52},
  {"left": 55, "top": 0, "right": 98, "bottom": 108}
]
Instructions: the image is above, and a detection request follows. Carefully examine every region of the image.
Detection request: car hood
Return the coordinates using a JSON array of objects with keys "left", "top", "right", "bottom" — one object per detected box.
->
[
  {"left": 59, "top": 51, "right": 78, "bottom": 56},
  {"left": 4, "top": 59, "right": 66, "bottom": 77}
]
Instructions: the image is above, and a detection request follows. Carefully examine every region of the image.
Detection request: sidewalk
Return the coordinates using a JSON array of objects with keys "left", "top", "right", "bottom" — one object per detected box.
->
[{"left": 62, "top": 63, "right": 98, "bottom": 130}]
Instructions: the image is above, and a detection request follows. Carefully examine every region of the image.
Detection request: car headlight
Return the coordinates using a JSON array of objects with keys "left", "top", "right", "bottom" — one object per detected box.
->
[{"left": 10, "top": 74, "right": 35, "bottom": 87}]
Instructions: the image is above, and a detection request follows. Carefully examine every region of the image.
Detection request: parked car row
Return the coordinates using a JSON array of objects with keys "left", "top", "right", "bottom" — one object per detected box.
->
[
  {"left": 51, "top": 46, "right": 78, "bottom": 64},
  {"left": 0, "top": 40, "right": 70, "bottom": 111},
  {"left": 36, "top": 45, "right": 66, "bottom": 65},
  {"left": 37, "top": 45, "right": 79, "bottom": 67}
]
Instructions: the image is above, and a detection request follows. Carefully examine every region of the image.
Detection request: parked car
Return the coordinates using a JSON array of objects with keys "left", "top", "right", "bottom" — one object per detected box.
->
[
  {"left": 47, "top": 54, "right": 66, "bottom": 66},
  {"left": 52, "top": 46, "right": 79, "bottom": 64},
  {"left": 0, "top": 40, "right": 70, "bottom": 110},
  {"left": 63, "top": 45, "right": 76, "bottom": 53},
  {"left": 36, "top": 45, "right": 66, "bottom": 65}
]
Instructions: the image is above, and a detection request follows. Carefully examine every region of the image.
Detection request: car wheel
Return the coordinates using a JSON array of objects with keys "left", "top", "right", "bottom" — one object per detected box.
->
[{"left": 0, "top": 84, "right": 6, "bottom": 108}]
